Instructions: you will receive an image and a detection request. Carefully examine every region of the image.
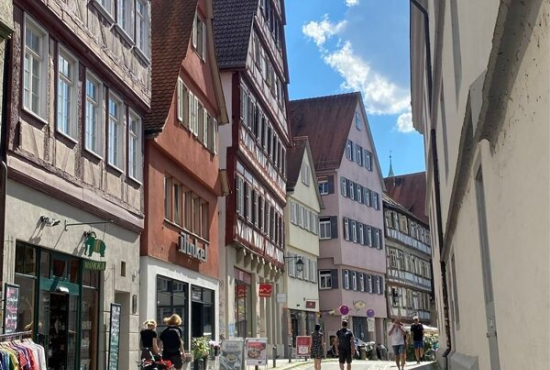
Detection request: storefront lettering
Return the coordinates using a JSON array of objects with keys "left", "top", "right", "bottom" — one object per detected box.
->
[
  {"left": 178, "top": 232, "right": 207, "bottom": 262},
  {"left": 84, "top": 260, "right": 107, "bottom": 271}
]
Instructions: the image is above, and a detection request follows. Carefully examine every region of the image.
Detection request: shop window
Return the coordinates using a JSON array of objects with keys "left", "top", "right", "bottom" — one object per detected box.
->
[
  {"left": 15, "top": 244, "right": 36, "bottom": 275},
  {"left": 156, "top": 276, "right": 189, "bottom": 349},
  {"left": 235, "top": 281, "right": 252, "bottom": 338}
]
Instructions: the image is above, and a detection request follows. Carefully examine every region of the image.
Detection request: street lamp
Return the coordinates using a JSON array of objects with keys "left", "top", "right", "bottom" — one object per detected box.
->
[{"left": 284, "top": 255, "right": 304, "bottom": 273}]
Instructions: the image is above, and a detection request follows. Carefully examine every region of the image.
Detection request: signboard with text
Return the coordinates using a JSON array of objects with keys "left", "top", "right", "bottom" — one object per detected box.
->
[
  {"left": 220, "top": 339, "right": 243, "bottom": 370},
  {"left": 108, "top": 303, "right": 121, "bottom": 370},
  {"left": 3, "top": 283, "right": 19, "bottom": 334},
  {"left": 245, "top": 338, "right": 267, "bottom": 366},
  {"left": 296, "top": 336, "right": 311, "bottom": 357}
]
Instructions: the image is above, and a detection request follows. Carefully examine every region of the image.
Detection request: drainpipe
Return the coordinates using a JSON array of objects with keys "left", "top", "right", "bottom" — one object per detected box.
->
[
  {"left": 0, "top": 37, "right": 12, "bottom": 287},
  {"left": 410, "top": 0, "right": 452, "bottom": 365}
]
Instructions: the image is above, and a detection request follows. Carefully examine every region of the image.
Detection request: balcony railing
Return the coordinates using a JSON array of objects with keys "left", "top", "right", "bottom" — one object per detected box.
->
[
  {"left": 386, "top": 268, "right": 432, "bottom": 291},
  {"left": 386, "top": 228, "right": 431, "bottom": 255}
]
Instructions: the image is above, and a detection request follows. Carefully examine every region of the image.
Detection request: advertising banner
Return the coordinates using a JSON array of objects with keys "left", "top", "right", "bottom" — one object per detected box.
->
[
  {"left": 220, "top": 339, "right": 244, "bottom": 370},
  {"left": 296, "top": 336, "right": 311, "bottom": 357},
  {"left": 245, "top": 338, "right": 267, "bottom": 366}
]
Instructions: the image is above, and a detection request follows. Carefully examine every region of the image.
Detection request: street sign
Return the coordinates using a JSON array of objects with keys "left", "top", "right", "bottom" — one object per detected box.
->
[
  {"left": 366, "top": 309, "right": 375, "bottom": 318},
  {"left": 276, "top": 293, "right": 287, "bottom": 303},
  {"left": 367, "top": 318, "right": 375, "bottom": 332}
]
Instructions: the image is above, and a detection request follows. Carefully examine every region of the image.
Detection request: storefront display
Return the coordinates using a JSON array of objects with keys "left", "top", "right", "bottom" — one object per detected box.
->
[{"left": 234, "top": 269, "right": 252, "bottom": 338}]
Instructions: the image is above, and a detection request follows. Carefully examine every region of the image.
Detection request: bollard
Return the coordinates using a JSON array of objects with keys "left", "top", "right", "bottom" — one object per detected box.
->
[
  {"left": 272, "top": 346, "right": 277, "bottom": 368},
  {"left": 288, "top": 344, "right": 292, "bottom": 363}
]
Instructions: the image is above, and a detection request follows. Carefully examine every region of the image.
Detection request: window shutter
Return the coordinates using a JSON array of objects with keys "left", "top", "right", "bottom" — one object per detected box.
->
[
  {"left": 177, "top": 79, "right": 183, "bottom": 122},
  {"left": 343, "top": 217, "right": 349, "bottom": 240},
  {"left": 330, "top": 216, "right": 338, "bottom": 238},
  {"left": 379, "top": 276, "right": 384, "bottom": 295},
  {"left": 342, "top": 270, "right": 347, "bottom": 290},
  {"left": 328, "top": 175, "right": 334, "bottom": 194},
  {"left": 331, "top": 269, "right": 339, "bottom": 289},
  {"left": 192, "top": 15, "right": 198, "bottom": 48},
  {"left": 348, "top": 218, "right": 353, "bottom": 241},
  {"left": 341, "top": 177, "right": 347, "bottom": 197}
]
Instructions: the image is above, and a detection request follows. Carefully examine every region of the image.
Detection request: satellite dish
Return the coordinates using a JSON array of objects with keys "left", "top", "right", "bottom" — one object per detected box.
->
[{"left": 353, "top": 301, "right": 366, "bottom": 309}]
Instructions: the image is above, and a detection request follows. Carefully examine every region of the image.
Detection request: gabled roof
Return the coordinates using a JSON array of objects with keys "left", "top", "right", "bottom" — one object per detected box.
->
[
  {"left": 286, "top": 136, "right": 324, "bottom": 209},
  {"left": 290, "top": 92, "right": 359, "bottom": 172},
  {"left": 212, "top": 0, "right": 258, "bottom": 69},
  {"left": 146, "top": 0, "right": 198, "bottom": 133},
  {"left": 384, "top": 172, "right": 428, "bottom": 224}
]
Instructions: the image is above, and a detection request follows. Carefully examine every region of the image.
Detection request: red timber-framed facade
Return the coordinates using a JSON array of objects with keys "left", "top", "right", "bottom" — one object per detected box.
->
[
  {"left": 5, "top": 0, "right": 151, "bottom": 369},
  {"left": 214, "top": 0, "right": 290, "bottom": 348},
  {"left": 140, "top": 0, "right": 228, "bottom": 350}
]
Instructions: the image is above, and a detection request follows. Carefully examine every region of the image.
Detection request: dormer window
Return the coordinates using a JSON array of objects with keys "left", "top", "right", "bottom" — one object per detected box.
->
[{"left": 192, "top": 14, "right": 206, "bottom": 60}]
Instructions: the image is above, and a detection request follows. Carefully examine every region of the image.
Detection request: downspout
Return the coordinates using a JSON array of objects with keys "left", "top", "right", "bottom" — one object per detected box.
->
[
  {"left": 410, "top": 0, "right": 452, "bottom": 365},
  {"left": 0, "top": 37, "right": 12, "bottom": 287}
]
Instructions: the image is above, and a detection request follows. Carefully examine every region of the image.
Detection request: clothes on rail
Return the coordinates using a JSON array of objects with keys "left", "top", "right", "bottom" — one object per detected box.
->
[{"left": 0, "top": 338, "right": 47, "bottom": 370}]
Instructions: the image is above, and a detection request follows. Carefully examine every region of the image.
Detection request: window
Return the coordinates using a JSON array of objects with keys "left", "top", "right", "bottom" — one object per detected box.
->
[
  {"left": 85, "top": 73, "right": 103, "bottom": 155},
  {"left": 351, "top": 221, "right": 357, "bottom": 243},
  {"left": 365, "top": 151, "right": 373, "bottom": 171},
  {"left": 56, "top": 48, "right": 78, "bottom": 139},
  {"left": 373, "top": 228, "right": 381, "bottom": 249},
  {"left": 244, "top": 183, "right": 251, "bottom": 221},
  {"left": 319, "top": 270, "right": 332, "bottom": 290},
  {"left": 349, "top": 181, "right": 355, "bottom": 200},
  {"left": 319, "top": 180, "right": 329, "bottom": 195},
  {"left": 173, "top": 183, "right": 181, "bottom": 225},
  {"left": 201, "top": 202, "right": 209, "bottom": 239},
  {"left": 303, "top": 208, "right": 310, "bottom": 230},
  {"left": 366, "top": 275, "right": 372, "bottom": 293},
  {"left": 301, "top": 164, "right": 310, "bottom": 186},
  {"left": 358, "top": 224, "right": 364, "bottom": 245},
  {"left": 290, "top": 202, "right": 297, "bottom": 224},
  {"left": 108, "top": 93, "right": 124, "bottom": 169},
  {"left": 310, "top": 261, "right": 317, "bottom": 283},
  {"left": 177, "top": 79, "right": 189, "bottom": 127},
  {"left": 23, "top": 16, "right": 48, "bottom": 118},
  {"left": 352, "top": 271, "right": 357, "bottom": 291},
  {"left": 297, "top": 204, "right": 303, "bottom": 227},
  {"left": 365, "top": 225, "right": 372, "bottom": 246},
  {"left": 129, "top": 111, "right": 142, "bottom": 181},
  {"left": 117, "top": 0, "right": 134, "bottom": 37},
  {"left": 372, "top": 192, "right": 380, "bottom": 210},
  {"left": 343, "top": 218, "right": 349, "bottom": 241},
  {"left": 346, "top": 140, "right": 352, "bottom": 160},
  {"left": 341, "top": 177, "right": 347, "bottom": 197},
  {"left": 359, "top": 273, "right": 365, "bottom": 292},
  {"left": 236, "top": 177, "right": 244, "bottom": 215},
  {"left": 189, "top": 93, "right": 199, "bottom": 136},
  {"left": 207, "top": 116, "right": 218, "bottom": 153},
  {"left": 356, "top": 184, "right": 362, "bottom": 203},
  {"left": 157, "top": 276, "right": 189, "bottom": 349},
  {"left": 192, "top": 14, "right": 206, "bottom": 60},
  {"left": 164, "top": 176, "right": 171, "bottom": 219},
  {"left": 319, "top": 218, "right": 331, "bottom": 239},
  {"left": 364, "top": 188, "right": 371, "bottom": 207},
  {"left": 355, "top": 111, "right": 361, "bottom": 130},
  {"left": 356, "top": 145, "right": 363, "bottom": 166},
  {"left": 343, "top": 270, "right": 350, "bottom": 289},
  {"left": 96, "top": 0, "right": 114, "bottom": 16},
  {"left": 135, "top": 0, "right": 150, "bottom": 56}
]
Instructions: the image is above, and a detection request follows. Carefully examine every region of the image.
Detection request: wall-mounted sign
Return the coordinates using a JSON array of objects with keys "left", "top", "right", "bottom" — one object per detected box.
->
[
  {"left": 236, "top": 285, "right": 247, "bottom": 298},
  {"left": 367, "top": 317, "right": 375, "bottom": 332},
  {"left": 366, "top": 309, "right": 375, "bottom": 318},
  {"left": 339, "top": 305, "right": 350, "bottom": 315},
  {"left": 84, "top": 260, "right": 107, "bottom": 271},
  {"left": 276, "top": 293, "right": 287, "bottom": 303},
  {"left": 85, "top": 232, "right": 106, "bottom": 257},
  {"left": 258, "top": 284, "right": 272, "bottom": 297},
  {"left": 3, "top": 283, "right": 19, "bottom": 334},
  {"left": 305, "top": 301, "right": 316, "bottom": 309},
  {"left": 178, "top": 232, "right": 207, "bottom": 262},
  {"left": 108, "top": 303, "right": 121, "bottom": 370}
]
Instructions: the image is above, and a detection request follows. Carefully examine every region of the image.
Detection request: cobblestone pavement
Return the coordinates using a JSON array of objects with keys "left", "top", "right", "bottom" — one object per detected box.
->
[{"left": 268, "top": 358, "right": 439, "bottom": 370}]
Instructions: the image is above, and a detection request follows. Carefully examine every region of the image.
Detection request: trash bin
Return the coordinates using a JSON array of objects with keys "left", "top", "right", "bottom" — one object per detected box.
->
[{"left": 360, "top": 348, "right": 367, "bottom": 360}]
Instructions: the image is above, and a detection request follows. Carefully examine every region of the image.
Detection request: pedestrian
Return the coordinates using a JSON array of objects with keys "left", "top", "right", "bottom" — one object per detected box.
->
[
  {"left": 309, "top": 324, "right": 326, "bottom": 370},
  {"left": 140, "top": 319, "right": 160, "bottom": 360},
  {"left": 159, "top": 314, "right": 187, "bottom": 370},
  {"left": 388, "top": 319, "right": 406, "bottom": 370},
  {"left": 335, "top": 320, "right": 355, "bottom": 370},
  {"left": 410, "top": 317, "right": 425, "bottom": 364}
]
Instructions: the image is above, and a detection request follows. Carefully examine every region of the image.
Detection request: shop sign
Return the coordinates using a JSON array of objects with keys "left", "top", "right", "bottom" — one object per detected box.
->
[
  {"left": 220, "top": 339, "right": 243, "bottom": 370},
  {"left": 296, "top": 336, "right": 311, "bottom": 357},
  {"left": 245, "top": 338, "right": 267, "bottom": 366},
  {"left": 84, "top": 260, "right": 107, "bottom": 271},
  {"left": 276, "top": 293, "right": 286, "bottom": 303},
  {"left": 178, "top": 232, "right": 207, "bottom": 262},
  {"left": 258, "top": 284, "right": 272, "bottom": 297},
  {"left": 305, "top": 301, "right": 316, "bottom": 309},
  {"left": 84, "top": 232, "right": 106, "bottom": 257},
  {"left": 3, "top": 283, "right": 19, "bottom": 334},
  {"left": 108, "top": 303, "right": 121, "bottom": 370}
]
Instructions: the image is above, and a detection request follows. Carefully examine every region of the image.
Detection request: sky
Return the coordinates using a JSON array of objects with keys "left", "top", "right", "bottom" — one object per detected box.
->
[{"left": 284, "top": 0, "right": 426, "bottom": 176}]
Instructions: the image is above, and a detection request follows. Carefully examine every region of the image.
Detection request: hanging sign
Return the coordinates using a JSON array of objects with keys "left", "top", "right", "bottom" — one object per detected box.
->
[
  {"left": 339, "top": 305, "right": 350, "bottom": 315},
  {"left": 220, "top": 339, "right": 244, "bottom": 370},
  {"left": 245, "top": 338, "right": 267, "bottom": 366},
  {"left": 3, "top": 283, "right": 19, "bottom": 334},
  {"left": 258, "top": 284, "right": 272, "bottom": 297},
  {"left": 84, "top": 232, "right": 106, "bottom": 257},
  {"left": 296, "top": 336, "right": 311, "bottom": 357},
  {"left": 108, "top": 303, "right": 121, "bottom": 370}
]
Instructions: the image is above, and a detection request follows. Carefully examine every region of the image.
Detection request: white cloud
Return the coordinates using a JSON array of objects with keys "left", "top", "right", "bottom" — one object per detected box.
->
[
  {"left": 302, "top": 15, "right": 347, "bottom": 47},
  {"left": 345, "top": 0, "right": 359, "bottom": 7},
  {"left": 396, "top": 112, "right": 414, "bottom": 133}
]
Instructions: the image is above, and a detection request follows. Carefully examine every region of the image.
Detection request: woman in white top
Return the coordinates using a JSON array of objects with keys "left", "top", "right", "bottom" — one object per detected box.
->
[{"left": 388, "top": 319, "right": 406, "bottom": 370}]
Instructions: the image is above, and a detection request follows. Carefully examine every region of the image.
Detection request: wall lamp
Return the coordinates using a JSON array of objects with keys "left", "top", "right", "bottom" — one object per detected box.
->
[{"left": 283, "top": 255, "right": 304, "bottom": 273}]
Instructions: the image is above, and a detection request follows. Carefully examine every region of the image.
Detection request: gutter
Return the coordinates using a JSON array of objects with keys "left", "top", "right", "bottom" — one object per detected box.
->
[{"left": 410, "top": 0, "right": 452, "bottom": 365}]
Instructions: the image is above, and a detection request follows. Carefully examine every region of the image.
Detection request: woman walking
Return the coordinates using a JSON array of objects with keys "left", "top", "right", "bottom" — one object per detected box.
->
[
  {"left": 140, "top": 319, "right": 160, "bottom": 360},
  {"left": 159, "top": 314, "right": 186, "bottom": 370},
  {"left": 310, "top": 324, "right": 326, "bottom": 370}
]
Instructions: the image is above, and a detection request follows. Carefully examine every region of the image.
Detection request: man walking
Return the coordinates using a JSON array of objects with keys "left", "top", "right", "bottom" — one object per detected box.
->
[
  {"left": 388, "top": 319, "right": 406, "bottom": 370},
  {"left": 410, "top": 317, "right": 425, "bottom": 364},
  {"left": 335, "top": 320, "right": 355, "bottom": 370}
]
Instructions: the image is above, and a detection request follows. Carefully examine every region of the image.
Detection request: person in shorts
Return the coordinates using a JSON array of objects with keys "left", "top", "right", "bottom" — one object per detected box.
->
[
  {"left": 335, "top": 320, "right": 355, "bottom": 370},
  {"left": 388, "top": 319, "right": 406, "bottom": 370},
  {"left": 159, "top": 314, "right": 186, "bottom": 370},
  {"left": 410, "top": 317, "right": 425, "bottom": 363}
]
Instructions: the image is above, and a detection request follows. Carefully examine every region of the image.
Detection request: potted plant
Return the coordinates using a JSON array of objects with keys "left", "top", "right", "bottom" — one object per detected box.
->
[{"left": 191, "top": 337, "right": 210, "bottom": 370}]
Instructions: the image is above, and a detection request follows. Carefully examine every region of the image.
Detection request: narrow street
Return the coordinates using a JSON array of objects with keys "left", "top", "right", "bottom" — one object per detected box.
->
[{"left": 271, "top": 359, "right": 439, "bottom": 370}]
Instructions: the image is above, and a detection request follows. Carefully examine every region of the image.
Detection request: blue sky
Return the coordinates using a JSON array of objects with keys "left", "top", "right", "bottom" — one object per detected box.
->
[{"left": 285, "top": 0, "right": 426, "bottom": 176}]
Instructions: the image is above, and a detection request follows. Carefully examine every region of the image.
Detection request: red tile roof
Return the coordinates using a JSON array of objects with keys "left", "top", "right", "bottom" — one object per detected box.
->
[
  {"left": 213, "top": 0, "right": 258, "bottom": 69},
  {"left": 146, "top": 0, "right": 198, "bottom": 133},
  {"left": 289, "top": 93, "right": 360, "bottom": 172},
  {"left": 384, "top": 172, "right": 429, "bottom": 224}
]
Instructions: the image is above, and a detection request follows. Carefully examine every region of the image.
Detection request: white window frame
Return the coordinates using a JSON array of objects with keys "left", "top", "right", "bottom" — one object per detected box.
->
[
  {"left": 303, "top": 208, "right": 310, "bottom": 230},
  {"left": 351, "top": 221, "right": 357, "bottom": 243},
  {"left": 358, "top": 223, "right": 364, "bottom": 245},
  {"left": 236, "top": 177, "right": 244, "bottom": 215},
  {"left": 23, "top": 16, "right": 48, "bottom": 120},
  {"left": 192, "top": 13, "right": 206, "bottom": 60},
  {"left": 96, "top": 0, "right": 114, "bottom": 18},
  {"left": 177, "top": 78, "right": 189, "bottom": 127},
  {"left": 56, "top": 46, "right": 78, "bottom": 139},
  {"left": 319, "top": 219, "right": 331, "bottom": 240},
  {"left": 85, "top": 72, "right": 103, "bottom": 156},
  {"left": 344, "top": 270, "right": 350, "bottom": 289},
  {"left": 117, "top": 0, "right": 134, "bottom": 39},
  {"left": 356, "top": 184, "right": 362, "bottom": 203},
  {"left": 135, "top": 0, "right": 150, "bottom": 57},
  {"left": 128, "top": 110, "right": 142, "bottom": 182},
  {"left": 352, "top": 271, "right": 357, "bottom": 291},
  {"left": 290, "top": 202, "right": 297, "bottom": 224},
  {"left": 346, "top": 140, "right": 352, "bottom": 160},
  {"left": 301, "top": 164, "right": 310, "bottom": 186},
  {"left": 319, "top": 270, "right": 332, "bottom": 290},
  {"left": 359, "top": 273, "right": 365, "bottom": 292},
  {"left": 108, "top": 92, "right": 125, "bottom": 170},
  {"left": 318, "top": 179, "right": 329, "bottom": 195}
]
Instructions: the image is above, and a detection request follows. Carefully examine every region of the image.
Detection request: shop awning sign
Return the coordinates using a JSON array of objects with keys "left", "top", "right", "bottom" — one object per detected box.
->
[
  {"left": 84, "top": 260, "right": 107, "bottom": 271},
  {"left": 258, "top": 284, "right": 272, "bottom": 297},
  {"left": 178, "top": 231, "right": 207, "bottom": 262}
]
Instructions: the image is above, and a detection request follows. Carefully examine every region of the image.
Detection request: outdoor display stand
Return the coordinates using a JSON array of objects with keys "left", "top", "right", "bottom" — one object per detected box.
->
[
  {"left": 108, "top": 303, "right": 121, "bottom": 370},
  {"left": 220, "top": 338, "right": 244, "bottom": 370},
  {"left": 295, "top": 336, "right": 311, "bottom": 360},
  {"left": 245, "top": 338, "right": 268, "bottom": 370},
  {"left": 3, "top": 283, "right": 19, "bottom": 334}
]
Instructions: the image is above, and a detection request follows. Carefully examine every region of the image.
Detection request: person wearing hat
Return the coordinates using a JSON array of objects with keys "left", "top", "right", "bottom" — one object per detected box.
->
[
  {"left": 140, "top": 319, "right": 160, "bottom": 361},
  {"left": 159, "top": 314, "right": 186, "bottom": 370},
  {"left": 410, "top": 317, "right": 425, "bottom": 364},
  {"left": 335, "top": 320, "right": 355, "bottom": 370}
]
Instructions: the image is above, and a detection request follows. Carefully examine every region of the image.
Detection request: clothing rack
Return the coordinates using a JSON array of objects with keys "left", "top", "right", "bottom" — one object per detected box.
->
[{"left": 0, "top": 330, "right": 32, "bottom": 341}]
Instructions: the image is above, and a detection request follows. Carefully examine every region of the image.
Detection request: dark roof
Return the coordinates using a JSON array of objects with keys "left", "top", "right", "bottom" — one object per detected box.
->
[
  {"left": 384, "top": 172, "right": 428, "bottom": 224},
  {"left": 286, "top": 137, "right": 308, "bottom": 191},
  {"left": 289, "top": 93, "right": 359, "bottom": 171},
  {"left": 213, "top": 0, "right": 258, "bottom": 69},
  {"left": 383, "top": 193, "right": 426, "bottom": 226},
  {"left": 146, "top": 0, "right": 198, "bottom": 133}
]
